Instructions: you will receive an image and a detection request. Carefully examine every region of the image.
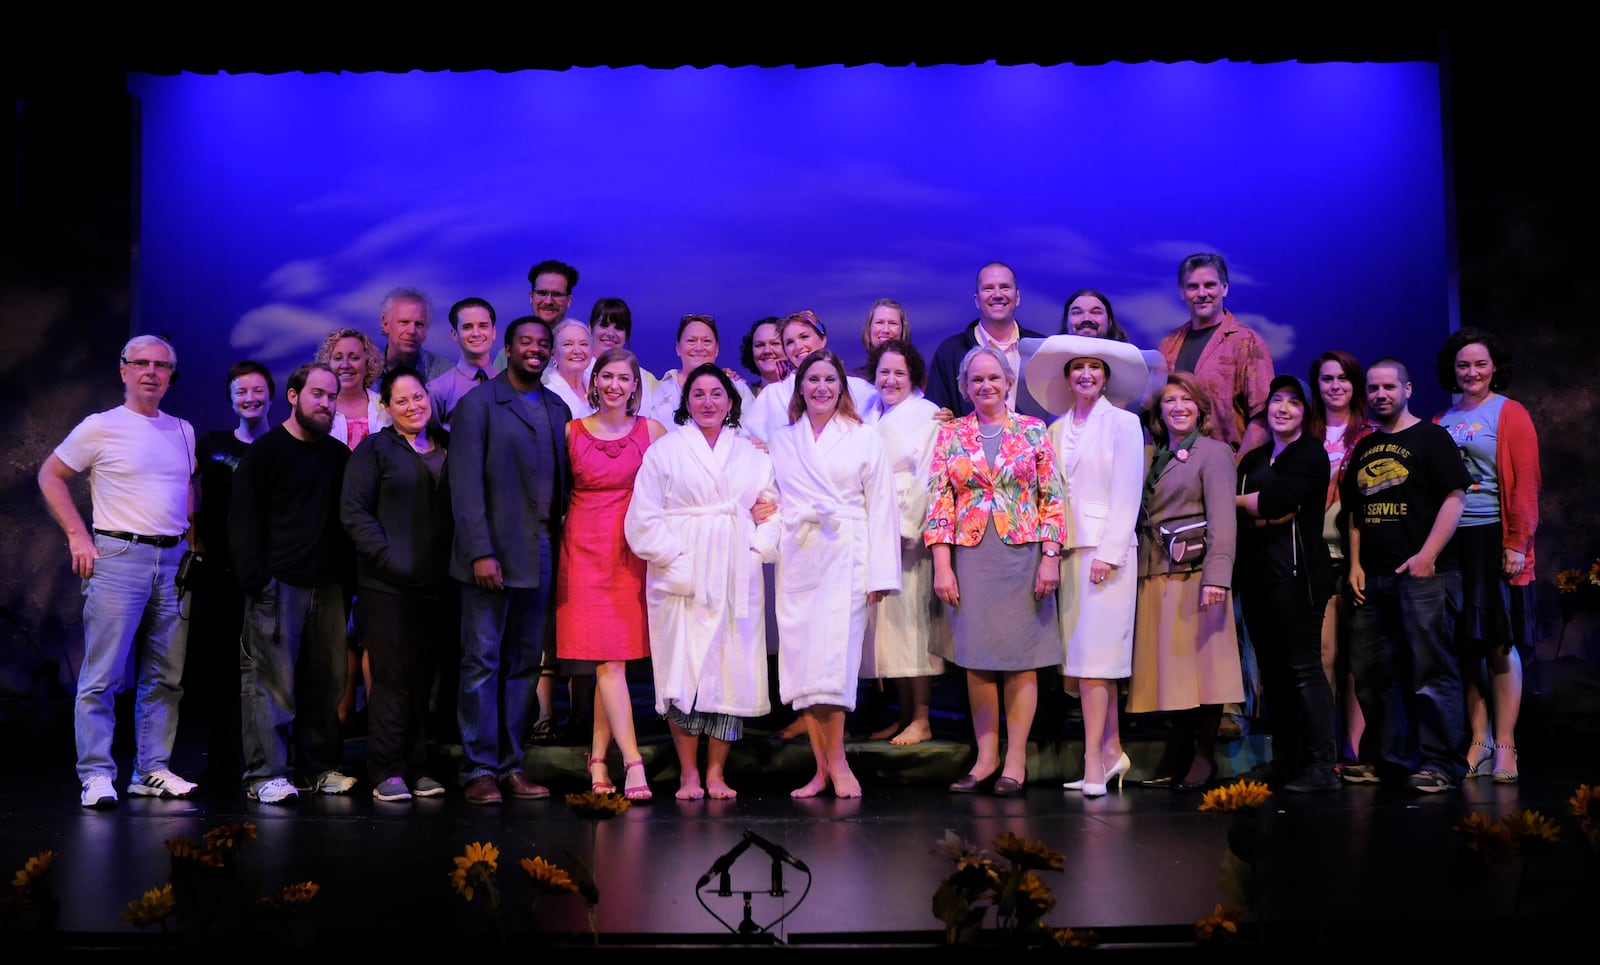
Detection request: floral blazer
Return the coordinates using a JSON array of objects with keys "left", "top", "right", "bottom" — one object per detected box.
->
[{"left": 923, "top": 411, "right": 1065, "bottom": 547}]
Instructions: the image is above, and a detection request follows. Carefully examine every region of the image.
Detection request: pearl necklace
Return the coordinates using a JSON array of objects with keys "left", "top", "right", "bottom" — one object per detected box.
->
[{"left": 978, "top": 421, "right": 1003, "bottom": 439}]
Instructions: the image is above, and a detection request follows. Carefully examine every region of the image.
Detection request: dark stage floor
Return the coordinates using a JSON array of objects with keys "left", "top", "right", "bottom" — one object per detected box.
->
[{"left": 4, "top": 669, "right": 1600, "bottom": 954}]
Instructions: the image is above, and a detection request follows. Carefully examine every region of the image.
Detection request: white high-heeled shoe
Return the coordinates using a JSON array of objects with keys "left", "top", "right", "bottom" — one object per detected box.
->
[{"left": 1065, "top": 751, "right": 1133, "bottom": 793}]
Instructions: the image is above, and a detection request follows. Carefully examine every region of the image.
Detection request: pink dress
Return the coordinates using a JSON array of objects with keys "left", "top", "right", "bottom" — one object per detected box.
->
[{"left": 555, "top": 417, "right": 652, "bottom": 661}]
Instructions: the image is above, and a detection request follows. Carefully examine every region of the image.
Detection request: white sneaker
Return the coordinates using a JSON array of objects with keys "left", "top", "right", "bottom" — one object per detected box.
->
[
  {"left": 314, "top": 769, "right": 357, "bottom": 795},
  {"left": 81, "top": 774, "right": 118, "bottom": 808},
  {"left": 249, "top": 776, "right": 300, "bottom": 805},
  {"left": 128, "top": 768, "right": 198, "bottom": 798}
]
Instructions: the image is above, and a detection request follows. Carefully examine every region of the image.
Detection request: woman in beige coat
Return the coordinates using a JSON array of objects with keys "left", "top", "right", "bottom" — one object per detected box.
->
[{"left": 1128, "top": 372, "right": 1241, "bottom": 791}]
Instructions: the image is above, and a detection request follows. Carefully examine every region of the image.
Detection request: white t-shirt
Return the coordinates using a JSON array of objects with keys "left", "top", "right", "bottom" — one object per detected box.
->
[{"left": 54, "top": 405, "right": 194, "bottom": 537}]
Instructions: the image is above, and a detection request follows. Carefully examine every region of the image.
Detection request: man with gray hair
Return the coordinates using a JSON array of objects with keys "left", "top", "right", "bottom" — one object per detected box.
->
[
  {"left": 379, "top": 286, "right": 453, "bottom": 382},
  {"left": 39, "top": 334, "right": 199, "bottom": 808}
]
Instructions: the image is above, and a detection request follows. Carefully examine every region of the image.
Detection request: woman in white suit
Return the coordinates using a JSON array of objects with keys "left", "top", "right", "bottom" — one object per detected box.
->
[{"left": 1025, "top": 334, "right": 1149, "bottom": 797}]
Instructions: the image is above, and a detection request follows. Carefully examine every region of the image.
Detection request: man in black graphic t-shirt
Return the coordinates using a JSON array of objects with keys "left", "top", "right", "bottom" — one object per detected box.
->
[{"left": 1341, "top": 358, "right": 1471, "bottom": 793}]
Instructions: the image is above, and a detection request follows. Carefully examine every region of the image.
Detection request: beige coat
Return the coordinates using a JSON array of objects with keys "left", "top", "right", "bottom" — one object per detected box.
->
[{"left": 1136, "top": 435, "right": 1237, "bottom": 589}]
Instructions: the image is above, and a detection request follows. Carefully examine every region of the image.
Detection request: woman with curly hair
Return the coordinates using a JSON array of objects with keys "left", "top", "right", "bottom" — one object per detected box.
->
[{"left": 315, "top": 328, "right": 389, "bottom": 449}]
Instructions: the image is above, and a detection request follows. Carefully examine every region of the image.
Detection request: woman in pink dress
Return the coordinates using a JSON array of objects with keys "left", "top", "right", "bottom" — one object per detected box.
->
[{"left": 555, "top": 347, "right": 667, "bottom": 801}]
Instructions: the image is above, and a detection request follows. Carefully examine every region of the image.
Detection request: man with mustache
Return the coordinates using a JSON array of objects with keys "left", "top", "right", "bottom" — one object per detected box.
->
[
  {"left": 229, "top": 362, "right": 358, "bottom": 804},
  {"left": 39, "top": 335, "right": 199, "bottom": 808}
]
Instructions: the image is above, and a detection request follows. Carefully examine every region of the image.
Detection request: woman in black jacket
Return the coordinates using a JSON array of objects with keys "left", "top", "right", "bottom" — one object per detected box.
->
[
  {"left": 340, "top": 366, "right": 455, "bottom": 802},
  {"left": 1235, "top": 374, "right": 1338, "bottom": 793}
]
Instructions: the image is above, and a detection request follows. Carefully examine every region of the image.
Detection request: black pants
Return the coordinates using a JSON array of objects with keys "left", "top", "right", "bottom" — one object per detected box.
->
[
  {"left": 1238, "top": 578, "right": 1336, "bottom": 774},
  {"left": 357, "top": 588, "right": 455, "bottom": 784}
]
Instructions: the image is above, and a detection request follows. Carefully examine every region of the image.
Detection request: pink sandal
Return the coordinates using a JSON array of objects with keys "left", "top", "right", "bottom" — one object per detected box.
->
[
  {"left": 623, "top": 759, "right": 653, "bottom": 802},
  {"left": 587, "top": 756, "right": 616, "bottom": 794}
]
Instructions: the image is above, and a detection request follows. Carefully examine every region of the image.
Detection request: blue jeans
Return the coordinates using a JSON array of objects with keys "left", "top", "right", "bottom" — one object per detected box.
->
[
  {"left": 76, "top": 534, "right": 188, "bottom": 784},
  {"left": 457, "top": 538, "right": 552, "bottom": 783},
  {"left": 239, "top": 579, "right": 348, "bottom": 786},
  {"left": 1348, "top": 571, "right": 1464, "bottom": 781}
]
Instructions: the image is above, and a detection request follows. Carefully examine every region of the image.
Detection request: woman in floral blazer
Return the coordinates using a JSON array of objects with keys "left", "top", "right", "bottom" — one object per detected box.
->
[{"left": 924, "top": 345, "right": 1066, "bottom": 796}]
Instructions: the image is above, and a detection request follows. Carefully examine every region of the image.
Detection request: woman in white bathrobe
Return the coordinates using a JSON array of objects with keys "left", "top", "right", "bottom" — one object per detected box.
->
[
  {"left": 1024, "top": 334, "right": 1149, "bottom": 797},
  {"left": 860, "top": 339, "right": 947, "bottom": 745},
  {"left": 768, "top": 350, "right": 901, "bottom": 798},
  {"left": 624, "top": 363, "right": 779, "bottom": 800},
  {"left": 645, "top": 314, "right": 755, "bottom": 429},
  {"left": 742, "top": 310, "right": 878, "bottom": 445}
]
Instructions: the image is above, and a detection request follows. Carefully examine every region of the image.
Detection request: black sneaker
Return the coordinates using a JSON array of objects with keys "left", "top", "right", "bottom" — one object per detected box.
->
[
  {"left": 1405, "top": 769, "right": 1457, "bottom": 793},
  {"left": 1285, "top": 767, "right": 1342, "bottom": 793}
]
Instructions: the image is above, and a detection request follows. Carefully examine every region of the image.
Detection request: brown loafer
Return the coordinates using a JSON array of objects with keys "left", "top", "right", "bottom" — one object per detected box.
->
[
  {"left": 502, "top": 772, "right": 551, "bottom": 800},
  {"left": 464, "top": 774, "right": 502, "bottom": 805}
]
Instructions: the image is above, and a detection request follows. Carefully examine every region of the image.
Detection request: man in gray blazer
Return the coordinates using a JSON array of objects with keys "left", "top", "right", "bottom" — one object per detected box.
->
[{"left": 448, "top": 316, "right": 572, "bottom": 804}]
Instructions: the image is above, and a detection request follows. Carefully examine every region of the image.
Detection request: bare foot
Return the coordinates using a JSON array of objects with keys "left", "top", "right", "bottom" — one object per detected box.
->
[
  {"left": 889, "top": 721, "right": 933, "bottom": 746},
  {"left": 676, "top": 769, "right": 705, "bottom": 800},
  {"left": 831, "top": 767, "right": 862, "bottom": 798},
  {"left": 776, "top": 719, "right": 806, "bottom": 740},
  {"left": 706, "top": 777, "right": 738, "bottom": 799},
  {"left": 868, "top": 720, "right": 901, "bottom": 741},
  {"left": 790, "top": 774, "right": 829, "bottom": 799}
]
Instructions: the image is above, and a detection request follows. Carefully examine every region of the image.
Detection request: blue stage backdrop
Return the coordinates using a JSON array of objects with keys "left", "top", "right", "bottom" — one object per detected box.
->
[{"left": 127, "top": 61, "right": 1453, "bottom": 432}]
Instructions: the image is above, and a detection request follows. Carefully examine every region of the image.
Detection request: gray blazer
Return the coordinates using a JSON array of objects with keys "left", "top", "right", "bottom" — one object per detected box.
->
[
  {"left": 447, "top": 370, "right": 572, "bottom": 587},
  {"left": 1137, "top": 435, "right": 1237, "bottom": 588}
]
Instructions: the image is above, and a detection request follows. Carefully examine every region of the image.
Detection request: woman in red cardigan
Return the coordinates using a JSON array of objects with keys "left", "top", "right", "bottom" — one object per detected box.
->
[{"left": 1434, "top": 328, "right": 1541, "bottom": 784}]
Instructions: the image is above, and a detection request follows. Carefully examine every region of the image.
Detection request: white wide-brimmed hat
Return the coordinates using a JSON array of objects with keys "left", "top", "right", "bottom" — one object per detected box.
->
[{"left": 1022, "top": 334, "right": 1151, "bottom": 414}]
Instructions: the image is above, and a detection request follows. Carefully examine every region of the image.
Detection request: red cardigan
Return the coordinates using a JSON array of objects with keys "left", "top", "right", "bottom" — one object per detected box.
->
[{"left": 1434, "top": 397, "right": 1541, "bottom": 585}]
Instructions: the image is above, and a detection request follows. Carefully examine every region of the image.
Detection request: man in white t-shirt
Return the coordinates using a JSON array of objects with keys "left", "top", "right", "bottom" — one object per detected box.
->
[{"left": 39, "top": 334, "right": 199, "bottom": 808}]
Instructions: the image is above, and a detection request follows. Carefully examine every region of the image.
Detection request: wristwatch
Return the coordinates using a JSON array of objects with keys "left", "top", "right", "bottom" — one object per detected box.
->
[{"left": 1041, "top": 548, "right": 1061, "bottom": 558}]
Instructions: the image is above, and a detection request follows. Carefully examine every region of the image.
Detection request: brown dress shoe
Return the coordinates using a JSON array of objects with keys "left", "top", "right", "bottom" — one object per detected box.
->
[
  {"left": 464, "top": 774, "right": 502, "bottom": 805},
  {"left": 502, "top": 772, "right": 551, "bottom": 800}
]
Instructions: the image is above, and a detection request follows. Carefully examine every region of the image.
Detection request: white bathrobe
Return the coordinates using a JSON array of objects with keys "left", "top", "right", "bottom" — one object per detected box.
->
[
  {"left": 741, "top": 370, "right": 878, "bottom": 444},
  {"left": 624, "top": 425, "right": 780, "bottom": 717},
  {"left": 860, "top": 393, "right": 948, "bottom": 678},
  {"left": 645, "top": 369, "right": 756, "bottom": 430},
  {"left": 768, "top": 415, "right": 902, "bottom": 710},
  {"left": 1048, "top": 395, "right": 1145, "bottom": 679}
]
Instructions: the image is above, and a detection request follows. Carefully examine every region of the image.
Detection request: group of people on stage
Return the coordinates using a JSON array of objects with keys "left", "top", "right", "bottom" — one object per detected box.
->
[{"left": 42, "top": 253, "right": 1541, "bottom": 808}]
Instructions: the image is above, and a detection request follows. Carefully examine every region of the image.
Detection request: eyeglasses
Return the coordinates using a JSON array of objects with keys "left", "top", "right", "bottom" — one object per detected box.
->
[
  {"left": 681, "top": 314, "right": 716, "bottom": 324},
  {"left": 532, "top": 289, "right": 571, "bottom": 300},
  {"left": 122, "top": 357, "right": 176, "bottom": 372}
]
